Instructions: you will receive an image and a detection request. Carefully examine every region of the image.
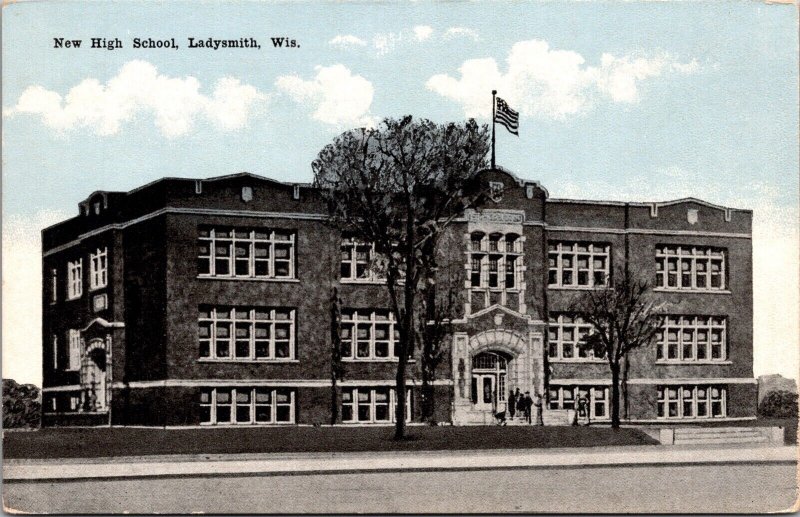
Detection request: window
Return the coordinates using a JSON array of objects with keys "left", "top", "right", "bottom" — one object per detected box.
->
[
  {"left": 341, "top": 387, "right": 412, "bottom": 423},
  {"left": 198, "top": 227, "right": 295, "bottom": 279},
  {"left": 340, "top": 237, "right": 385, "bottom": 282},
  {"left": 547, "top": 314, "right": 603, "bottom": 361},
  {"left": 548, "top": 242, "right": 610, "bottom": 288},
  {"left": 657, "top": 385, "right": 726, "bottom": 419},
  {"left": 548, "top": 385, "right": 609, "bottom": 420},
  {"left": 89, "top": 248, "right": 108, "bottom": 290},
  {"left": 67, "top": 259, "right": 83, "bottom": 299},
  {"left": 656, "top": 245, "right": 725, "bottom": 290},
  {"left": 50, "top": 269, "right": 58, "bottom": 303},
  {"left": 52, "top": 335, "right": 58, "bottom": 370},
  {"left": 341, "top": 310, "right": 400, "bottom": 360},
  {"left": 656, "top": 316, "right": 727, "bottom": 362},
  {"left": 198, "top": 306, "right": 295, "bottom": 361},
  {"left": 199, "top": 387, "right": 294, "bottom": 424},
  {"left": 469, "top": 232, "right": 522, "bottom": 289},
  {"left": 67, "top": 330, "right": 81, "bottom": 371}
]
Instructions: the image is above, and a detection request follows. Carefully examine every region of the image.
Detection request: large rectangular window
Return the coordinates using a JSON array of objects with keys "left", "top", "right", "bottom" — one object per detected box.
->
[
  {"left": 340, "top": 237, "right": 385, "bottom": 282},
  {"left": 341, "top": 387, "right": 412, "bottom": 423},
  {"left": 341, "top": 309, "right": 400, "bottom": 361},
  {"left": 468, "top": 232, "right": 522, "bottom": 290},
  {"left": 89, "top": 247, "right": 108, "bottom": 290},
  {"left": 657, "top": 385, "right": 726, "bottom": 419},
  {"left": 548, "top": 385, "right": 609, "bottom": 420},
  {"left": 656, "top": 245, "right": 725, "bottom": 290},
  {"left": 67, "top": 259, "right": 83, "bottom": 300},
  {"left": 198, "top": 306, "right": 295, "bottom": 361},
  {"left": 656, "top": 316, "right": 727, "bottom": 362},
  {"left": 199, "top": 387, "right": 295, "bottom": 424},
  {"left": 547, "top": 314, "right": 603, "bottom": 361},
  {"left": 198, "top": 227, "right": 295, "bottom": 279},
  {"left": 67, "top": 329, "right": 81, "bottom": 371},
  {"left": 548, "top": 242, "right": 610, "bottom": 288}
]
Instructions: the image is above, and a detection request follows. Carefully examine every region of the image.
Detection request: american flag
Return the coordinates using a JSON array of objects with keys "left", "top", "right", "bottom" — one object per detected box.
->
[{"left": 495, "top": 97, "right": 519, "bottom": 136}]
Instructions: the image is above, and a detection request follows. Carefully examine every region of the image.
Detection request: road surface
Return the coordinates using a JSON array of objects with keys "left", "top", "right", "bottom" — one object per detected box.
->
[{"left": 4, "top": 463, "right": 797, "bottom": 513}]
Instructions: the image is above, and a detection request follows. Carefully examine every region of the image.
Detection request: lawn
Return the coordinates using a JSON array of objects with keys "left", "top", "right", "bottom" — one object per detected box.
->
[{"left": 3, "top": 425, "right": 658, "bottom": 460}]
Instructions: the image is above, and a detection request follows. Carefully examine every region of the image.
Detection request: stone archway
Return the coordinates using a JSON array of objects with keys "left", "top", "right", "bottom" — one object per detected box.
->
[{"left": 80, "top": 338, "right": 108, "bottom": 412}]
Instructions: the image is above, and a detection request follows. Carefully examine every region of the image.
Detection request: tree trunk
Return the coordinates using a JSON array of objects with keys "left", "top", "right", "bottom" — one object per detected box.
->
[
  {"left": 622, "top": 355, "right": 629, "bottom": 421},
  {"left": 610, "top": 363, "right": 621, "bottom": 428},
  {"left": 420, "top": 250, "right": 438, "bottom": 424},
  {"left": 330, "top": 287, "right": 341, "bottom": 426}
]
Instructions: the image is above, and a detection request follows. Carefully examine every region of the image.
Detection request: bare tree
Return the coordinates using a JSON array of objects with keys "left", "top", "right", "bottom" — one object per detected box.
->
[
  {"left": 571, "top": 271, "right": 665, "bottom": 428},
  {"left": 312, "top": 116, "right": 490, "bottom": 439}
]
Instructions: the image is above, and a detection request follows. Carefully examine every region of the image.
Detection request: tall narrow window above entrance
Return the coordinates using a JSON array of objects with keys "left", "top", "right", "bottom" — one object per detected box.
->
[{"left": 468, "top": 232, "right": 522, "bottom": 290}]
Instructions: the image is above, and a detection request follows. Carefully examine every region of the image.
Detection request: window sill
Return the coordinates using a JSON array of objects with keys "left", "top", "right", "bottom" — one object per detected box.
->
[
  {"left": 548, "top": 286, "right": 609, "bottom": 291},
  {"left": 89, "top": 285, "right": 107, "bottom": 293},
  {"left": 656, "top": 360, "right": 732, "bottom": 365},
  {"left": 199, "top": 421, "right": 296, "bottom": 426},
  {"left": 548, "top": 358, "right": 607, "bottom": 364},
  {"left": 197, "top": 359, "right": 300, "bottom": 363},
  {"left": 342, "top": 358, "right": 417, "bottom": 363},
  {"left": 196, "top": 276, "right": 300, "bottom": 283},
  {"left": 66, "top": 295, "right": 82, "bottom": 301},
  {"left": 470, "top": 288, "right": 521, "bottom": 293},
  {"left": 653, "top": 288, "right": 731, "bottom": 295},
  {"left": 656, "top": 416, "right": 728, "bottom": 421},
  {"left": 341, "top": 279, "right": 386, "bottom": 285}
]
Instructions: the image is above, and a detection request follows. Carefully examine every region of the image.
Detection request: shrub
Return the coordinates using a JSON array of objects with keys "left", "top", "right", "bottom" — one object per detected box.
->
[
  {"left": 759, "top": 390, "right": 798, "bottom": 418},
  {"left": 2, "top": 379, "right": 41, "bottom": 429}
]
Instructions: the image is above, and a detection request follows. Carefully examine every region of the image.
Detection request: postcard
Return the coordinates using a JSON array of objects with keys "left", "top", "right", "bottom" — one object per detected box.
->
[{"left": 2, "top": 0, "right": 798, "bottom": 513}]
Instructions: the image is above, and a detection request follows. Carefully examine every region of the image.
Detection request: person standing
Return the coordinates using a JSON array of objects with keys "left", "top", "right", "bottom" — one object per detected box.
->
[
  {"left": 523, "top": 391, "right": 533, "bottom": 424},
  {"left": 516, "top": 388, "right": 525, "bottom": 418},
  {"left": 508, "top": 388, "right": 517, "bottom": 420},
  {"left": 534, "top": 392, "right": 544, "bottom": 426}
]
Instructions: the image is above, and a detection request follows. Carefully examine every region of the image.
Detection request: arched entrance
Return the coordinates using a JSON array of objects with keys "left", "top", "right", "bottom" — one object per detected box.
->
[
  {"left": 80, "top": 339, "right": 108, "bottom": 412},
  {"left": 470, "top": 351, "right": 511, "bottom": 414}
]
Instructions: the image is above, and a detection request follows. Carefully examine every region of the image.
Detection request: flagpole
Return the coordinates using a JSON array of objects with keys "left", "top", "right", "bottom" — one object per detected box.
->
[{"left": 491, "top": 89, "right": 497, "bottom": 170}]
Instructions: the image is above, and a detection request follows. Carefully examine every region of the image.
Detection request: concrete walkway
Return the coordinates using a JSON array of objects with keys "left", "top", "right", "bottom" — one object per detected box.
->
[{"left": 4, "top": 444, "right": 796, "bottom": 481}]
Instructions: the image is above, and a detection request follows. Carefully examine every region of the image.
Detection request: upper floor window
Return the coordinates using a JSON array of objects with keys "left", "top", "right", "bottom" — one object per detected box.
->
[
  {"left": 657, "top": 385, "right": 726, "bottom": 419},
  {"left": 547, "top": 314, "right": 604, "bottom": 361},
  {"left": 469, "top": 231, "right": 522, "bottom": 289},
  {"left": 341, "top": 309, "right": 400, "bottom": 361},
  {"left": 548, "top": 242, "right": 610, "bottom": 288},
  {"left": 89, "top": 247, "right": 108, "bottom": 290},
  {"left": 67, "top": 259, "right": 83, "bottom": 300},
  {"left": 198, "top": 306, "right": 295, "bottom": 361},
  {"left": 50, "top": 268, "right": 58, "bottom": 304},
  {"left": 341, "top": 237, "right": 384, "bottom": 282},
  {"left": 656, "top": 245, "right": 725, "bottom": 290},
  {"left": 656, "top": 316, "right": 726, "bottom": 362},
  {"left": 198, "top": 227, "right": 295, "bottom": 280}
]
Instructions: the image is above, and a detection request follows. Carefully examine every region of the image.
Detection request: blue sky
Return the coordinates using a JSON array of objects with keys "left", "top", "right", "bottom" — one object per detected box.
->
[{"left": 3, "top": 0, "right": 798, "bottom": 384}]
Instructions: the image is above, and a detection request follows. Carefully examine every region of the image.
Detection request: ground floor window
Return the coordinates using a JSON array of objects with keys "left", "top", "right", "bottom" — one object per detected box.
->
[
  {"left": 341, "top": 387, "right": 412, "bottom": 423},
  {"left": 548, "top": 385, "right": 610, "bottom": 420},
  {"left": 199, "top": 387, "right": 295, "bottom": 424},
  {"left": 43, "top": 392, "right": 82, "bottom": 413},
  {"left": 657, "top": 385, "right": 726, "bottom": 419}
]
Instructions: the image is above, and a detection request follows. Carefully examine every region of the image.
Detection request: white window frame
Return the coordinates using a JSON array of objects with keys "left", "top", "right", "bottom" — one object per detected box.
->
[
  {"left": 341, "top": 387, "right": 412, "bottom": 424},
  {"left": 89, "top": 247, "right": 108, "bottom": 290},
  {"left": 67, "top": 259, "right": 83, "bottom": 300},
  {"left": 340, "top": 237, "right": 385, "bottom": 283},
  {"left": 50, "top": 268, "right": 58, "bottom": 304},
  {"left": 656, "top": 245, "right": 726, "bottom": 291},
  {"left": 468, "top": 231, "right": 522, "bottom": 291},
  {"left": 341, "top": 310, "right": 400, "bottom": 361},
  {"left": 547, "top": 314, "right": 605, "bottom": 362},
  {"left": 657, "top": 316, "right": 727, "bottom": 363},
  {"left": 199, "top": 387, "right": 295, "bottom": 425},
  {"left": 198, "top": 306, "right": 296, "bottom": 361},
  {"left": 52, "top": 335, "right": 59, "bottom": 370},
  {"left": 548, "top": 241, "right": 611, "bottom": 288},
  {"left": 657, "top": 385, "right": 727, "bottom": 419},
  {"left": 548, "top": 385, "right": 610, "bottom": 420},
  {"left": 198, "top": 227, "right": 296, "bottom": 280},
  {"left": 67, "top": 329, "right": 82, "bottom": 371}
]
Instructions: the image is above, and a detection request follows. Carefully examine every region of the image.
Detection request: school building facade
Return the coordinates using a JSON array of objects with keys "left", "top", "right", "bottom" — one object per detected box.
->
[{"left": 40, "top": 168, "right": 757, "bottom": 427}]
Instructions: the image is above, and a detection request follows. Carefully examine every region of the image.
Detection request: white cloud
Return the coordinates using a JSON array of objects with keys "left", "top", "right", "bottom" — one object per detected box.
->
[
  {"left": 3, "top": 60, "right": 269, "bottom": 138},
  {"left": 444, "top": 27, "right": 479, "bottom": 41},
  {"left": 373, "top": 31, "right": 403, "bottom": 56},
  {"left": 426, "top": 39, "right": 698, "bottom": 120},
  {"left": 413, "top": 25, "right": 434, "bottom": 41},
  {"left": 2, "top": 210, "right": 71, "bottom": 386},
  {"left": 328, "top": 34, "right": 367, "bottom": 48},
  {"left": 275, "top": 64, "right": 374, "bottom": 128}
]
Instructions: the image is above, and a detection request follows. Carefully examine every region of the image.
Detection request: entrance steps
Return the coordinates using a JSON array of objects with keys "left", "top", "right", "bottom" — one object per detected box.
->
[{"left": 663, "top": 426, "right": 782, "bottom": 446}]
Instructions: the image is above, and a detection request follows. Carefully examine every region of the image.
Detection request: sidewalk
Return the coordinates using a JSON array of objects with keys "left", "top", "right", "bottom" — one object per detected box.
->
[{"left": 4, "top": 444, "right": 796, "bottom": 481}]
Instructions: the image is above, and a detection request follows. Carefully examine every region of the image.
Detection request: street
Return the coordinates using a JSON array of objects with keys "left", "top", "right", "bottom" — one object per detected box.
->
[{"left": 4, "top": 463, "right": 796, "bottom": 513}]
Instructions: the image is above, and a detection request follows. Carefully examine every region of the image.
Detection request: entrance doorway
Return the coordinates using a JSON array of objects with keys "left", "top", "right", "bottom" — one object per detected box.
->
[{"left": 470, "top": 351, "right": 509, "bottom": 413}]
